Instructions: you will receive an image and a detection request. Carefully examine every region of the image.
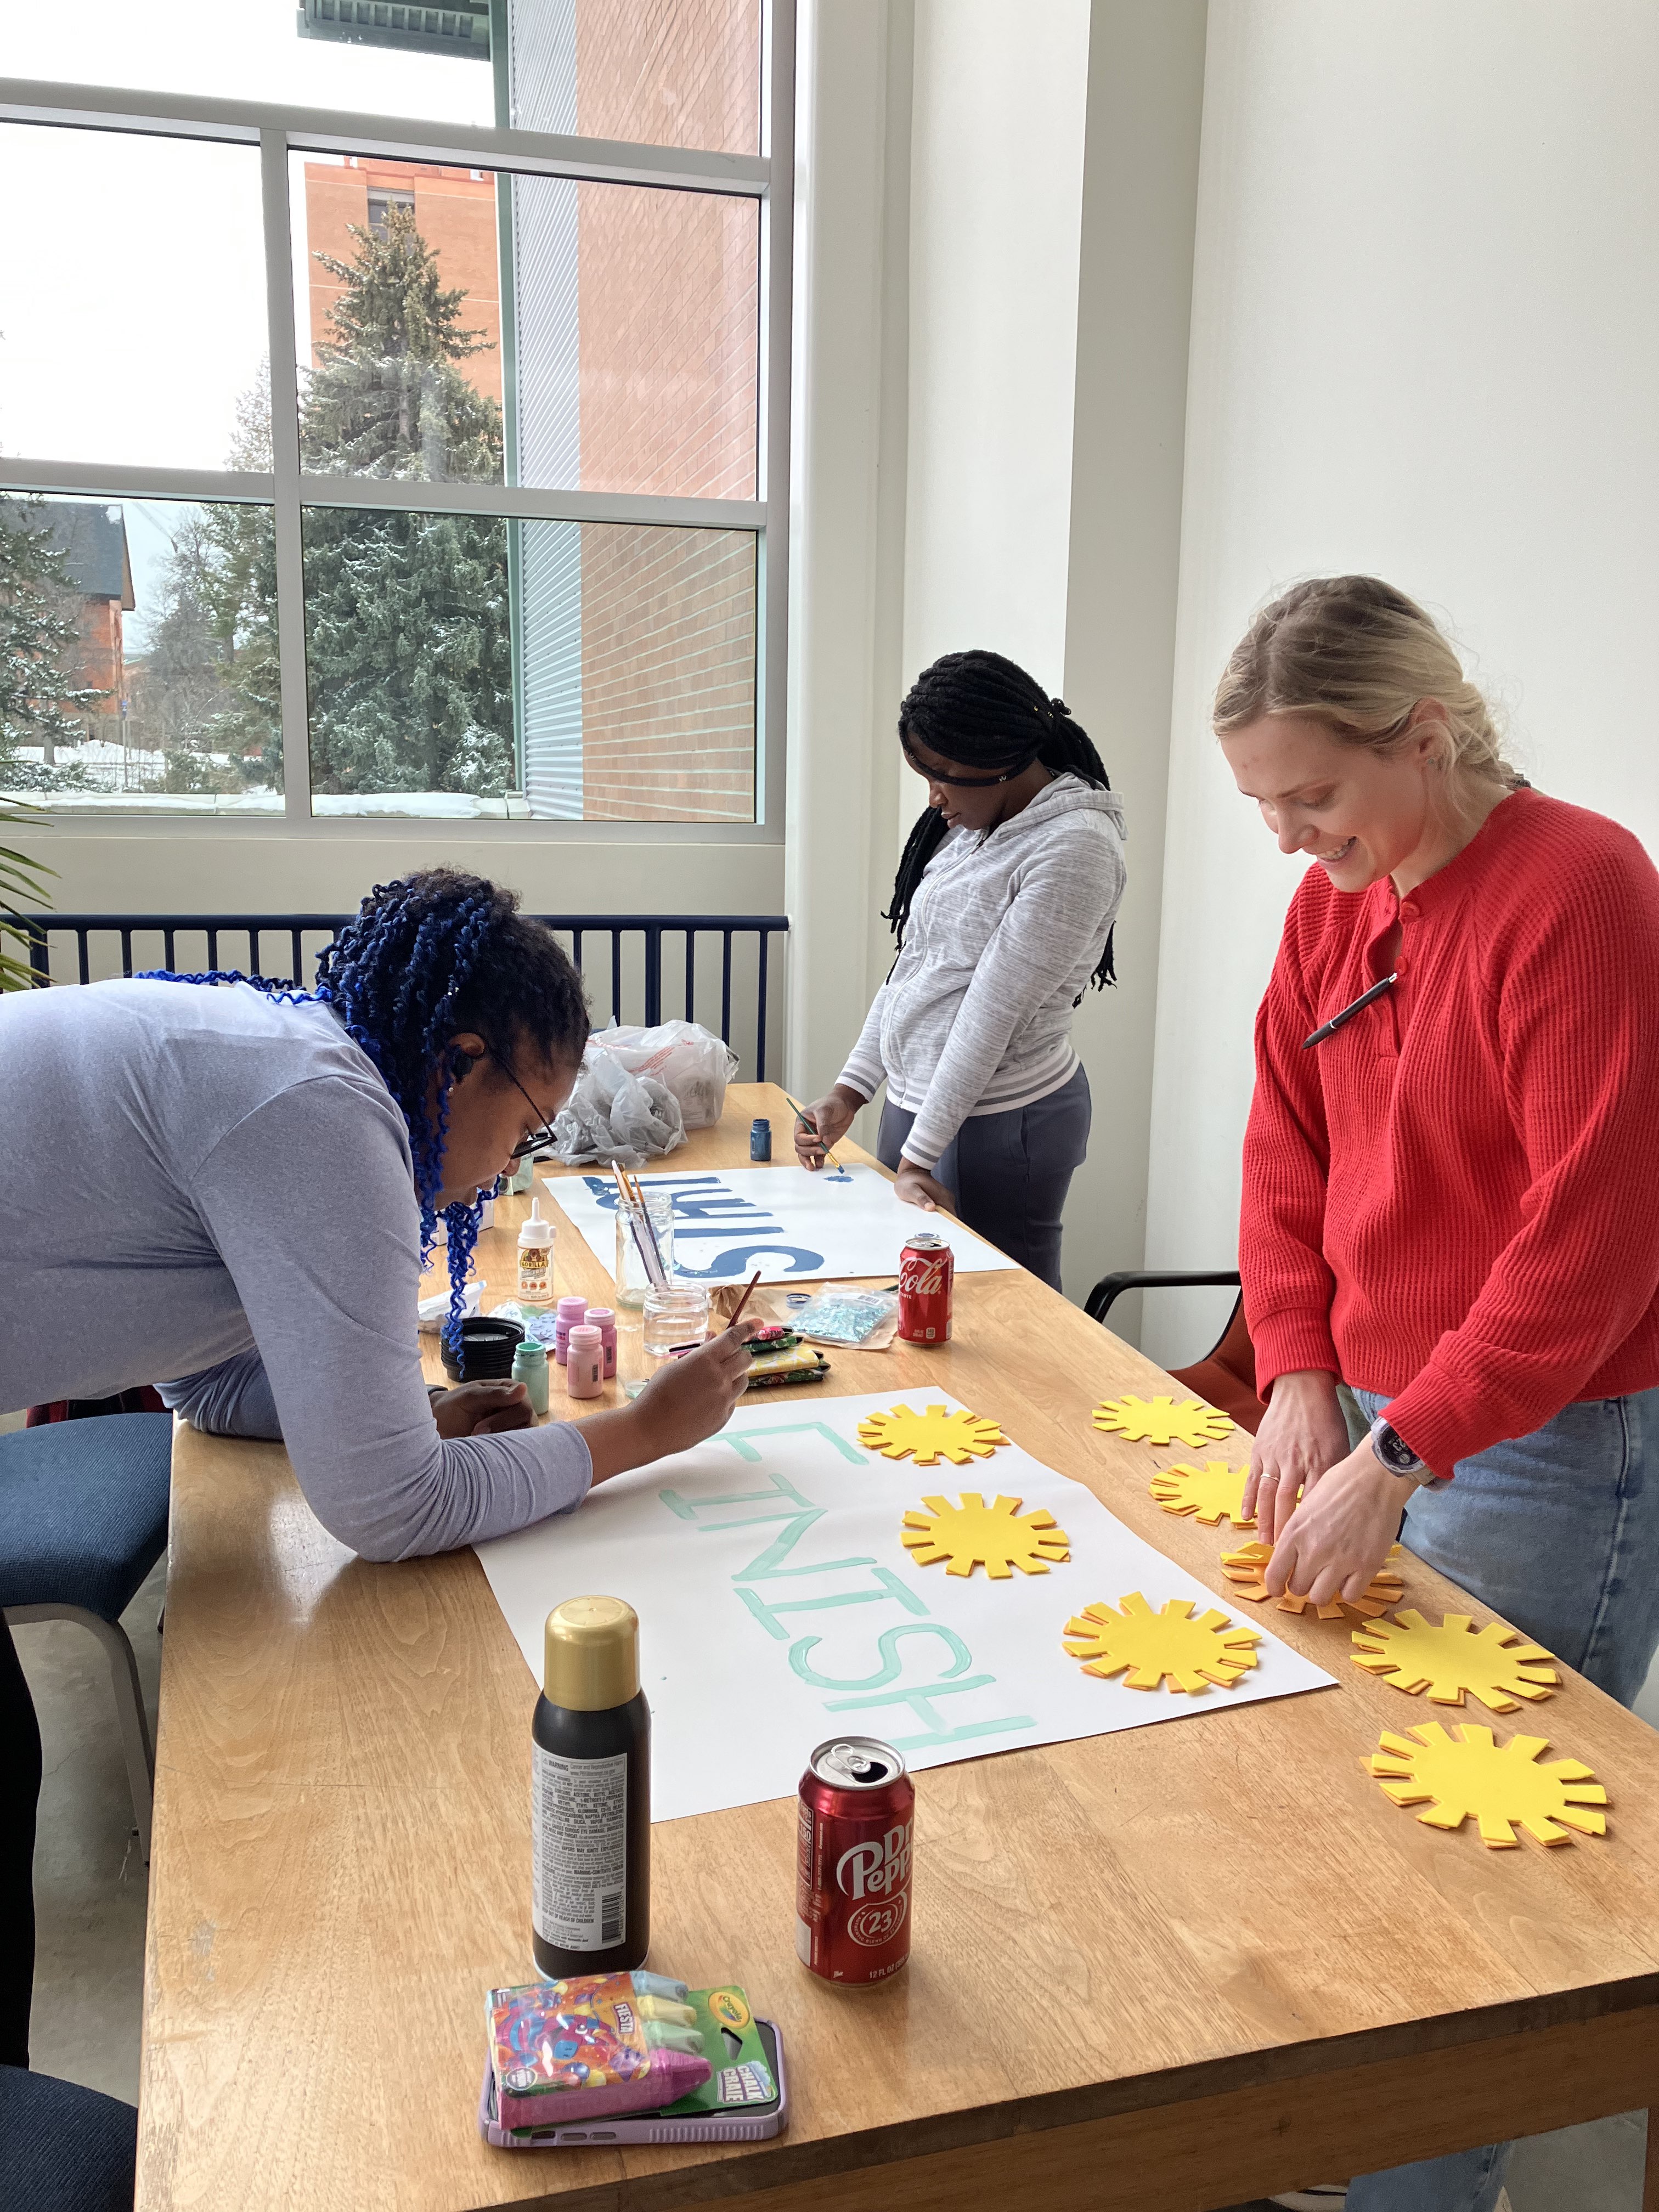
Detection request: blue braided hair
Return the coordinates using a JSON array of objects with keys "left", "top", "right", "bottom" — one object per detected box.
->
[{"left": 142, "top": 870, "right": 589, "bottom": 1351}]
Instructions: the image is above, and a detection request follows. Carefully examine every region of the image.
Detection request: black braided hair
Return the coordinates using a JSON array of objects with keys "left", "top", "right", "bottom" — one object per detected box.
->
[
  {"left": 885, "top": 648, "right": 1118, "bottom": 988},
  {"left": 140, "top": 869, "right": 589, "bottom": 1347}
]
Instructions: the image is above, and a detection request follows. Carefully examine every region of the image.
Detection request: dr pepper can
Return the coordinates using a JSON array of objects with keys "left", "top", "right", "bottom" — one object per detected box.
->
[
  {"left": 898, "top": 1230, "right": 953, "bottom": 1345},
  {"left": 795, "top": 1736, "right": 914, "bottom": 1987}
]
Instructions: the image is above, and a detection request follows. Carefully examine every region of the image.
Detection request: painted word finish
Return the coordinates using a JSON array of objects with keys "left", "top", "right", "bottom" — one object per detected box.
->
[
  {"left": 578, "top": 1172, "right": 826, "bottom": 1278},
  {"left": 659, "top": 1422, "right": 1036, "bottom": 1757}
]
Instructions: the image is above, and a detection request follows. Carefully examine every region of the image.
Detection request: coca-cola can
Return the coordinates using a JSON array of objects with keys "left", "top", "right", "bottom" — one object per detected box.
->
[
  {"left": 795, "top": 1736, "right": 914, "bottom": 1987},
  {"left": 898, "top": 1230, "right": 953, "bottom": 1345}
]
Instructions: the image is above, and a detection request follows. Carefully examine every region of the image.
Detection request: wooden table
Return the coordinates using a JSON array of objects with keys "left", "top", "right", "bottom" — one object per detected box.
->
[{"left": 139, "top": 1085, "right": 1659, "bottom": 2211}]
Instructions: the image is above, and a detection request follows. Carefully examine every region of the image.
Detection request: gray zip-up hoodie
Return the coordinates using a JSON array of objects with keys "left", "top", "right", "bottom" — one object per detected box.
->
[{"left": 838, "top": 774, "right": 1127, "bottom": 1170}]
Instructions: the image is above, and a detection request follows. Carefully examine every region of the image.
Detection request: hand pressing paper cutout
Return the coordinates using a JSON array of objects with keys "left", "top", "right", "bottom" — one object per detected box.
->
[{"left": 1221, "top": 1540, "right": 1404, "bottom": 1622}]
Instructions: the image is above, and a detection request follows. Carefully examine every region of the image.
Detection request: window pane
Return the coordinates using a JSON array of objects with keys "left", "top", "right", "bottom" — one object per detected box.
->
[
  {"left": 5, "top": 0, "right": 494, "bottom": 128},
  {"left": 504, "top": 0, "right": 763, "bottom": 156},
  {"left": 0, "top": 126, "right": 268, "bottom": 474},
  {"left": 292, "top": 155, "right": 758, "bottom": 496},
  {"left": 302, "top": 506, "right": 754, "bottom": 821},
  {"left": 1, "top": 493, "right": 281, "bottom": 814}
]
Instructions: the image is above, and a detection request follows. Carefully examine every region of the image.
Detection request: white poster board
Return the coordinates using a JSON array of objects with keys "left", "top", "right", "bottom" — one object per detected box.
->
[
  {"left": 475, "top": 1390, "right": 1333, "bottom": 1822},
  {"left": 546, "top": 1162, "right": 1018, "bottom": 1285}
]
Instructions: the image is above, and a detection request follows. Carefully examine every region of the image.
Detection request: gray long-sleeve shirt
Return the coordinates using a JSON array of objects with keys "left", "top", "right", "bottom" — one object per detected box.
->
[
  {"left": 839, "top": 775, "right": 1127, "bottom": 1169},
  {"left": 0, "top": 978, "right": 591, "bottom": 1560}
]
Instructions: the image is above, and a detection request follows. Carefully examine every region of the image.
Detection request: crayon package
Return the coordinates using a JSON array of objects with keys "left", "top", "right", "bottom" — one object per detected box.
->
[
  {"left": 486, "top": 1971, "right": 708, "bottom": 2129},
  {"left": 481, "top": 1975, "right": 778, "bottom": 2143}
]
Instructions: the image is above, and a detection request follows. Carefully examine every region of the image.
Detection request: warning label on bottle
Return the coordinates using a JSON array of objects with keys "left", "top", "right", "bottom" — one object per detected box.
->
[{"left": 532, "top": 1746, "right": 627, "bottom": 1951}]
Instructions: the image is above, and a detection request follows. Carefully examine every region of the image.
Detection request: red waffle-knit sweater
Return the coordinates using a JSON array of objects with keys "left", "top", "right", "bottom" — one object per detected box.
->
[{"left": 1241, "top": 787, "right": 1659, "bottom": 1478}]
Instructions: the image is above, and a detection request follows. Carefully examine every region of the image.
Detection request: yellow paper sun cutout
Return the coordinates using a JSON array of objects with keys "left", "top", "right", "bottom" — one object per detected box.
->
[
  {"left": 1062, "top": 1593, "right": 1261, "bottom": 1695},
  {"left": 1150, "top": 1459, "right": 1255, "bottom": 1528},
  {"left": 856, "top": 1403, "right": 1008, "bottom": 1467},
  {"left": 901, "top": 1492, "right": 1071, "bottom": 1579},
  {"left": 1351, "top": 1610, "right": 1558, "bottom": 1713},
  {"left": 1221, "top": 1541, "right": 1405, "bottom": 1622},
  {"left": 1091, "top": 1394, "right": 1234, "bottom": 1451},
  {"left": 1366, "top": 1723, "right": 1607, "bottom": 1849}
]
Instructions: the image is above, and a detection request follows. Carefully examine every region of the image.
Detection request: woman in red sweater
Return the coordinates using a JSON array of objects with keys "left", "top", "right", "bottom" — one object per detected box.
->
[{"left": 1221, "top": 575, "right": 1659, "bottom": 2212}]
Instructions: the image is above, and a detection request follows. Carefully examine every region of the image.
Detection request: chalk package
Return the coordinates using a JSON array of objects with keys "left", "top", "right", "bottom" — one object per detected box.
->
[{"left": 480, "top": 1971, "right": 777, "bottom": 2145}]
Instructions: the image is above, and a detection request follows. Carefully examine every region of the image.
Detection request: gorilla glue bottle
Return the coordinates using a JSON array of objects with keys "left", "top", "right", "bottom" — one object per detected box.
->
[{"left": 532, "top": 1595, "right": 651, "bottom": 1976}]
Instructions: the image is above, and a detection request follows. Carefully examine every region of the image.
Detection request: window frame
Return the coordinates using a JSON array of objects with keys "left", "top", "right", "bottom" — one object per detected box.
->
[{"left": 0, "top": 3, "right": 793, "bottom": 843}]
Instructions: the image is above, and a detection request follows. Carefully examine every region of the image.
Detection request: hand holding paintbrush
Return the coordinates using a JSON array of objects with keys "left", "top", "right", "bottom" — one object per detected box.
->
[{"left": 786, "top": 1088, "right": 859, "bottom": 1173}]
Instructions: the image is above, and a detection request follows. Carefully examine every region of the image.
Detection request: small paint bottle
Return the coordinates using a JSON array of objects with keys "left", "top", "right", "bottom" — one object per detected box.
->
[
  {"left": 517, "top": 1198, "right": 554, "bottom": 1302},
  {"left": 532, "top": 1596, "right": 650, "bottom": 1977},
  {"left": 585, "top": 1306, "right": 619, "bottom": 1380},
  {"left": 566, "top": 1324, "right": 605, "bottom": 1399},
  {"left": 749, "top": 1117, "right": 772, "bottom": 1160},
  {"left": 552, "top": 1294, "right": 589, "bottom": 1365},
  {"left": 511, "top": 1339, "right": 550, "bottom": 1417}
]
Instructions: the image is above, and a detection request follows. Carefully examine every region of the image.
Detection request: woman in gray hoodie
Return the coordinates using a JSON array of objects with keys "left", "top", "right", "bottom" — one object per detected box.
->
[{"left": 798, "top": 650, "right": 1126, "bottom": 1289}]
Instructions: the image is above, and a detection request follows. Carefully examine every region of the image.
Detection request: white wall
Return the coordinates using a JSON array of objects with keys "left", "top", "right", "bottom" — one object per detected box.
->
[
  {"left": 901, "top": 0, "right": 1092, "bottom": 685},
  {"left": 38, "top": 827, "right": 782, "bottom": 919},
  {"left": 1144, "top": 0, "right": 1659, "bottom": 1364}
]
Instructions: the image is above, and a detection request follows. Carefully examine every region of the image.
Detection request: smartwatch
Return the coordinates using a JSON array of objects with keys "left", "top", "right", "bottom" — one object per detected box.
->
[{"left": 1368, "top": 1414, "right": 1443, "bottom": 1486}]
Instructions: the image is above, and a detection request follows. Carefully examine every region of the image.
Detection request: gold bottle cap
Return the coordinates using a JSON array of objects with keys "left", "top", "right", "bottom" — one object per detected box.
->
[{"left": 543, "top": 1595, "right": 640, "bottom": 1712}]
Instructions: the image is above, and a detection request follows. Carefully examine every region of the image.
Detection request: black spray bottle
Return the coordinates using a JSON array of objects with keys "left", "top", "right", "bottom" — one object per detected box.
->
[{"left": 532, "top": 1595, "right": 651, "bottom": 1977}]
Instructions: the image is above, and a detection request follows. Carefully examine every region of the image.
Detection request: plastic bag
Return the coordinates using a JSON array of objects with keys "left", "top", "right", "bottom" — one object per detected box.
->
[
  {"left": 585, "top": 1018, "right": 737, "bottom": 1132},
  {"left": 551, "top": 1049, "right": 686, "bottom": 1167}
]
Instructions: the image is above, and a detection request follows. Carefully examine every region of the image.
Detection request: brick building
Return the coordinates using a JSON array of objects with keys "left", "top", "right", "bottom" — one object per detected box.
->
[
  {"left": 33, "top": 500, "right": 134, "bottom": 747},
  {"left": 302, "top": 157, "right": 503, "bottom": 408},
  {"left": 300, "top": 1, "right": 761, "bottom": 822}
]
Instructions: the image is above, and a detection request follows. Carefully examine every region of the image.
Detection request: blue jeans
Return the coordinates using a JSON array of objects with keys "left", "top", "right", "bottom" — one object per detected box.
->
[
  {"left": 877, "top": 1064, "right": 1091, "bottom": 1292},
  {"left": 1335, "top": 1383, "right": 1659, "bottom": 2211}
]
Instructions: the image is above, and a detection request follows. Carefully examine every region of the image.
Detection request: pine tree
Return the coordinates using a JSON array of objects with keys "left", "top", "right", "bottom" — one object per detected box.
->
[
  {"left": 297, "top": 211, "right": 515, "bottom": 795},
  {"left": 0, "top": 496, "right": 100, "bottom": 793},
  {"left": 302, "top": 206, "right": 503, "bottom": 483}
]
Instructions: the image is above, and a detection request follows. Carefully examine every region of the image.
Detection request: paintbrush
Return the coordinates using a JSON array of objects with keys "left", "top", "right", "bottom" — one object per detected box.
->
[
  {"left": 724, "top": 1268, "right": 763, "bottom": 1336},
  {"left": 612, "top": 1163, "right": 668, "bottom": 1290},
  {"left": 782, "top": 1090, "right": 843, "bottom": 1172},
  {"left": 625, "top": 1165, "right": 671, "bottom": 1288}
]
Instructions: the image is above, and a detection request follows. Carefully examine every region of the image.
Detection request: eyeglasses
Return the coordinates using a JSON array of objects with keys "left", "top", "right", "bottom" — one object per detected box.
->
[
  {"left": 899, "top": 732, "right": 1041, "bottom": 788},
  {"left": 489, "top": 1052, "right": 562, "bottom": 1160}
]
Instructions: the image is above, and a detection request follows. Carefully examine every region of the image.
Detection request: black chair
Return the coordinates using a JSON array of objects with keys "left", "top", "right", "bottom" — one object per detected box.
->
[
  {"left": 1086, "top": 1269, "right": 1267, "bottom": 1435},
  {"left": 0, "top": 2065, "right": 138, "bottom": 2212}
]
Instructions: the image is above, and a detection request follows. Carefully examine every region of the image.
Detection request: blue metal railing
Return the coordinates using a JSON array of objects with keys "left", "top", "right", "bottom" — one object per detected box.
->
[{"left": 17, "top": 911, "right": 789, "bottom": 1082}]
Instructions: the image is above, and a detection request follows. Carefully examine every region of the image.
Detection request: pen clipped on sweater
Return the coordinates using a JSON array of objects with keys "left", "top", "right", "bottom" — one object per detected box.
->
[{"left": 1303, "top": 972, "right": 1397, "bottom": 1049}]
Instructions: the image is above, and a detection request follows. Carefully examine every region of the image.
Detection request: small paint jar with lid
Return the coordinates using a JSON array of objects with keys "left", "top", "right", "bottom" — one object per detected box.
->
[
  {"left": 584, "top": 1306, "right": 618, "bottom": 1380},
  {"left": 552, "top": 1295, "right": 589, "bottom": 1366},
  {"left": 511, "top": 1339, "right": 550, "bottom": 1417},
  {"left": 565, "top": 1325, "right": 605, "bottom": 1400}
]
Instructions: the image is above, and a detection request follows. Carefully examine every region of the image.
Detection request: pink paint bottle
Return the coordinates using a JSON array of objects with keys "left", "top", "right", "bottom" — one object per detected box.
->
[
  {"left": 565, "top": 1324, "right": 605, "bottom": 1400},
  {"left": 585, "top": 1306, "right": 618, "bottom": 1381},
  {"left": 552, "top": 1296, "right": 588, "bottom": 1367}
]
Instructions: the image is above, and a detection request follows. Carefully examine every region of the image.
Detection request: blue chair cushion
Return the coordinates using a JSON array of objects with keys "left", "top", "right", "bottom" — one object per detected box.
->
[
  {"left": 0, "top": 1414, "right": 172, "bottom": 1622},
  {"left": 0, "top": 2065, "right": 138, "bottom": 2212}
]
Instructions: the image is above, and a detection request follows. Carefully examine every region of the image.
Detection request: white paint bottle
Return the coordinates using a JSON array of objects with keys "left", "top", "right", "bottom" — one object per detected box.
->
[{"left": 517, "top": 1198, "right": 554, "bottom": 1302}]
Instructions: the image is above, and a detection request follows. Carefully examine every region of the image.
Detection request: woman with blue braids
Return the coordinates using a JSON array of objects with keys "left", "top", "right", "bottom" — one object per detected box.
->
[{"left": 0, "top": 868, "right": 757, "bottom": 1563}]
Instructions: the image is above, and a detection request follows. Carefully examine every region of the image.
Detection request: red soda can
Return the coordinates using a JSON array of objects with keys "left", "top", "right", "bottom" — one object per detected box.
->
[
  {"left": 898, "top": 1229, "right": 953, "bottom": 1345},
  {"left": 795, "top": 1737, "right": 914, "bottom": 1987}
]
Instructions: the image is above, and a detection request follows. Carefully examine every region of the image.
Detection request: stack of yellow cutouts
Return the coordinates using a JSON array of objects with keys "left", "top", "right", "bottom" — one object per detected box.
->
[{"left": 1086, "top": 1387, "right": 1611, "bottom": 1853}]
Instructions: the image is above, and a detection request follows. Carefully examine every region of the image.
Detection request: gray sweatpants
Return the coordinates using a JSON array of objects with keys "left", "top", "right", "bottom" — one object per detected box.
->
[{"left": 877, "top": 1064, "right": 1091, "bottom": 1292}]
